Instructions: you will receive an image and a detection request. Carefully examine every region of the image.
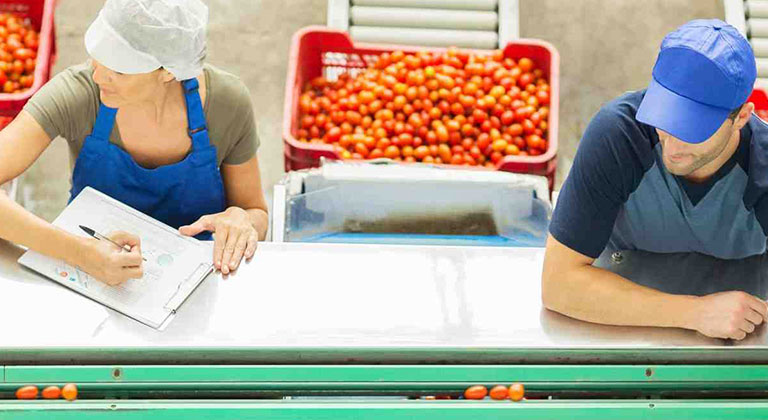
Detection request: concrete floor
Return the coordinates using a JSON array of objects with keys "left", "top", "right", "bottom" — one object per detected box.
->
[{"left": 16, "top": 0, "right": 723, "bottom": 222}]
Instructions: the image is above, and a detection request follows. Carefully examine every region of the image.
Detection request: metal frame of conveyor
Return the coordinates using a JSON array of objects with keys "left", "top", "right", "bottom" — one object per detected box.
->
[
  {"left": 2, "top": 359, "right": 768, "bottom": 418},
  {"left": 270, "top": 161, "right": 551, "bottom": 244}
]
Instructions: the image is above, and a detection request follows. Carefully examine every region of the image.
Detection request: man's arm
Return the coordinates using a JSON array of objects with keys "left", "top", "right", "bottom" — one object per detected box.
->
[
  {"left": 542, "top": 234, "right": 768, "bottom": 340},
  {"left": 543, "top": 94, "right": 767, "bottom": 340}
]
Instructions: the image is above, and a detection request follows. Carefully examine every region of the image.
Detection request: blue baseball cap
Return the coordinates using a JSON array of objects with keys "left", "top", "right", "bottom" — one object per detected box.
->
[{"left": 636, "top": 19, "right": 756, "bottom": 144}]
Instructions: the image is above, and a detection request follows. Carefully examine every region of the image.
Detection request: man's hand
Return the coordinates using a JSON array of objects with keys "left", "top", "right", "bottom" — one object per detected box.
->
[{"left": 691, "top": 291, "right": 768, "bottom": 340}]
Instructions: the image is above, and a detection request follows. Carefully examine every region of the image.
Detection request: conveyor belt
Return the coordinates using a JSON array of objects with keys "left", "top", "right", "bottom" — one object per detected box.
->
[{"left": 327, "top": 0, "right": 518, "bottom": 48}]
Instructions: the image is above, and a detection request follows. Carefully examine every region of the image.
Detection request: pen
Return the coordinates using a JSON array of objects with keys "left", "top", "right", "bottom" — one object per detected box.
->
[{"left": 79, "top": 225, "right": 147, "bottom": 261}]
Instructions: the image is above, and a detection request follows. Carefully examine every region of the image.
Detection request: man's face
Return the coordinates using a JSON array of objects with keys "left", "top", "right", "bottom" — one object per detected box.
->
[{"left": 656, "top": 118, "right": 736, "bottom": 176}]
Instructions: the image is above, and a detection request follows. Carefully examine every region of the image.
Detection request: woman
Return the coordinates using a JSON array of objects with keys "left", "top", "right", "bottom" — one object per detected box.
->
[{"left": 0, "top": 0, "right": 268, "bottom": 284}]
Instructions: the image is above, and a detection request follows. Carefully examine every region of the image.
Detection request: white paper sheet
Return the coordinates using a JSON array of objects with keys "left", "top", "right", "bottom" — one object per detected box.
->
[{"left": 18, "top": 187, "right": 214, "bottom": 329}]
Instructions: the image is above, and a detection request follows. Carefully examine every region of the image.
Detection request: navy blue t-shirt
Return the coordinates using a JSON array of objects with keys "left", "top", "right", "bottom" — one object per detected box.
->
[{"left": 550, "top": 90, "right": 768, "bottom": 260}]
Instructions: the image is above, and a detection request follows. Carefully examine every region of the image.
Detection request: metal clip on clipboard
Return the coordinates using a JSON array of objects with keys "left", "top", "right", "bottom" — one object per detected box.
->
[{"left": 163, "top": 262, "right": 215, "bottom": 314}]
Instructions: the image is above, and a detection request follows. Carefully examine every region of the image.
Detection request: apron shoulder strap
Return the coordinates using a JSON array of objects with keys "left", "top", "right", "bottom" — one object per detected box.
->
[
  {"left": 92, "top": 104, "right": 117, "bottom": 141},
  {"left": 182, "top": 78, "right": 212, "bottom": 149}
]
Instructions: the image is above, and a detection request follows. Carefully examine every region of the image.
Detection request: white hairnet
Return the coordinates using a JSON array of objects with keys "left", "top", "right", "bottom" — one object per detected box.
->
[{"left": 85, "top": 0, "right": 208, "bottom": 81}]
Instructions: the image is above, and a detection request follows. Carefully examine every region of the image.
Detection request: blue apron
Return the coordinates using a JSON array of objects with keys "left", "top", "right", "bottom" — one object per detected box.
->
[
  {"left": 606, "top": 141, "right": 767, "bottom": 260},
  {"left": 69, "top": 78, "right": 226, "bottom": 240}
]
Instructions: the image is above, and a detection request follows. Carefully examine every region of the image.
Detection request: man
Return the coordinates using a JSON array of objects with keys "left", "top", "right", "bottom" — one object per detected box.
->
[{"left": 543, "top": 19, "right": 768, "bottom": 340}]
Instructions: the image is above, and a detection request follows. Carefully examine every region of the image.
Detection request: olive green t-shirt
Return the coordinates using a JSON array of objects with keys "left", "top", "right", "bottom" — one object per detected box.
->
[{"left": 23, "top": 62, "right": 259, "bottom": 168}]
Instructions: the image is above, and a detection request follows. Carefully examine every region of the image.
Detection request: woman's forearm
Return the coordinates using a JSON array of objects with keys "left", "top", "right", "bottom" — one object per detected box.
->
[
  {"left": 0, "top": 190, "right": 88, "bottom": 265},
  {"left": 244, "top": 207, "right": 268, "bottom": 240}
]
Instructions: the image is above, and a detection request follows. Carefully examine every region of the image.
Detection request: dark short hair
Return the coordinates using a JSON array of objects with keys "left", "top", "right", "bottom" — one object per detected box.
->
[{"left": 728, "top": 103, "right": 745, "bottom": 120}]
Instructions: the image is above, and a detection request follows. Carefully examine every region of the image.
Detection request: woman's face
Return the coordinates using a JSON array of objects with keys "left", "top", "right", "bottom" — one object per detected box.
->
[{"left": 90, "top": 59, "right": 172, "bottom": 107}]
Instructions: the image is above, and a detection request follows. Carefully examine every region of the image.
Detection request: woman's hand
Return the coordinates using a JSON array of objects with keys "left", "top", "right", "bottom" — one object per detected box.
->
[
  {"left": 179, "top": 207, "right": 259, "bottom": 274},
  {"left": 76, "top": 231, "right": 143, "bottom": 286}
]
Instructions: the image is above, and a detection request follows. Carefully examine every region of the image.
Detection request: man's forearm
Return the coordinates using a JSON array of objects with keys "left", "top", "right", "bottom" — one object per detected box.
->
[{"left": 542, "top": 263, "right": 701, "bottom": 330}]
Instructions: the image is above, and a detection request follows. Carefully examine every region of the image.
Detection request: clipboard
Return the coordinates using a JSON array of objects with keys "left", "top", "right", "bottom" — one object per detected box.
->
[{"left": 18, "top": 187, "right": 215, "bottom": 330}]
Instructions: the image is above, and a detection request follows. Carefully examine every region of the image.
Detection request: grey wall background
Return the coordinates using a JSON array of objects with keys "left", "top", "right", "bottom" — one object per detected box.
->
[{"left": 18, "top": 0, "right": 724, "bottom": 222}]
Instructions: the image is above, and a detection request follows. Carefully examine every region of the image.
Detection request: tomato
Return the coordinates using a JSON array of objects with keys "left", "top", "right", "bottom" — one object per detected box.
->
[
  {"left": 315, "top": 114, "right": 328, "bottom": 128},
  {"left": 301, "top": 115, "right": 315, "bottom": 129},
  {"left": 505, "top": 144, "right": 520, "bottom": 155},
  {"left": 414, "top": 145, "right": 430, "bottom": 160},
  {"left": 376, "top": 138, "right": 391, "bottom": 150},
  {"left": 489, "top": 85, "right": 505, "bottom": 99},
  {"left": 435, "top": 125, "right": 449, "bottom": 143},
  {"left": 3, "top": 80, "right": 13, "bottom": 93},
  {"left": 458, "top": 94, "right": 475, "bottom": 108},
  {"left": 425, "top": 130, "right": 438, "bottom": 145},
  {"left": 448, "top": 131, "right": 461, "bottom": 146},
  {"left": 526, "top": 134, "right": 544, "bottom": 150},
  {"left": 395, "top": 144, "right": 411, "bottom": 158},
  {"left": 13, "top": 48, "right": 33, "bottom": 60},
  {"left": 491, "top": 139, "right": 508, "bottom": 152},
  {"left": 522, "top": 119, "right": 536, "bottom": 135},
  {"left": 501, "top": 110, "right": 515, "bottom": 125},
  {"left": 518, "top": 72, "right": 534, "bottom": 88},
  {"left": 367, "top": 148, "right": 382, "bottom": 159},
  {"left": 463, "top": 82, "right": 478, "bottom": 96},
  {"left": 428, "top": 106, "right": 442, "bottom": 120},
  {"left": 384, "top": 145, "right": 400, "bottom": 159},
  {"left": 24, "top": 33, "right": 37, "bottom": 49},
  {"left": 507, "top": 123, "right": 523, "bottom": 137},
  {"left": 15, "top": 385, "right": 38, "bottom": 400},
  {"left": 536, "top": 90, "right": 550, "bottom": 105},
  {"left": 62, "top": 383, "right": 78, "bottom": 401},
  {"left": 472, "top": 109, "right": 488, "bottom": 124},
  {"left": 477, "top": 132, "right": 491, "bottom": 150},
  {"left": 10, "top": 57, "right": 21, "bottom": 74},
  {"left": 450, "top": 102, "right": 464, "bottom": 115},
  {"left": 424, "top": 66, "right": 436, "bottom": 78},
  {"left": 508, "top": 383, "right": 525, "bottom": 402},
  {"left": 346, "top": 111, "right": 362, "bottom": 125},
  {"left": 398, "top": 133, "right": 414, "bottom": 147},
  {"left": 5, "top": 22, "right": 20, "bottom": 37},
  {"left": 464, "top": 385, "right": 488, "bottom": 400},
  {"left": 437, "top": 143, "right": 452, "bottom": 162},
  {"left": 489, "top": 385, "right": 508, "bottom": 400},
  {"left": 297, "top": 49, "right": 549, "bottom": 167},
  {"left": 518, "top": 57, "right": 534, "bottom": 73},
  {"left": 446, "top": 119, "right": 460, "bottom": 132},
  {"left": 42, "top": 386, "right": 61, "bottom": 400},
  {"left": 358, "top": 90, "right": 375, "bottom": 104}
]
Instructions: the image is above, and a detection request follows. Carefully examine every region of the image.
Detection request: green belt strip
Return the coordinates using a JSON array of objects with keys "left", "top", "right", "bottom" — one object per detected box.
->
[{"left": 1, "top": 365, "right": 767, "bottom": 418}]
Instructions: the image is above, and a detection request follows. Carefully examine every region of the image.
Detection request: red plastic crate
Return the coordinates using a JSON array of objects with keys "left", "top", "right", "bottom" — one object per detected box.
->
[
  {"left": 749, "top": 88, "right": 768, "bottom": 112},
  {"left": 0, "top": 0, "right": 56, "bottom": 117},
  {"left": 283, "top": 26, "right": 560, "bottom": 189}
]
